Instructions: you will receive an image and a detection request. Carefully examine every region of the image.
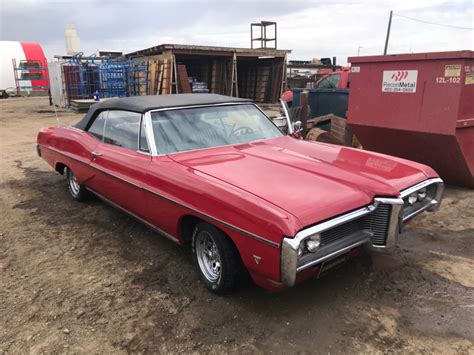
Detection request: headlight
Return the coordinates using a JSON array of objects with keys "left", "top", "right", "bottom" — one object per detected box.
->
[
  {"left": 417, "top": 188, "right": 427, "bottom": 201},
  {"left": 408, "top": 193, "right": 418, "bottom": 205},
  {"left": 305, "top": 234, "right": 321, "bottom": 253},
  {"left": 401, "top": 179, "right": 443, "bottom": 222}
]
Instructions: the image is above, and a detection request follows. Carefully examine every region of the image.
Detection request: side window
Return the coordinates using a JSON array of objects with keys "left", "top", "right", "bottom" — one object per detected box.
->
[
  {"left": 88, "top": 111, "right": 107, "bottom": 140},
  {"left": 317, "top": 74, "right": 341, "bottom": 89},
  {"left": 103, "top": 111, "right": 141, "bottom": 150},
  {"left": 139, "top": 116, "right": 150, "bottom": 153}
]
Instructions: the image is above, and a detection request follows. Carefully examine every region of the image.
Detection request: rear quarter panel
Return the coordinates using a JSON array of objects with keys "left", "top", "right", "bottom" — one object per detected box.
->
[{"left": 37, "top": 127, "right": 98, "bottom": 183}]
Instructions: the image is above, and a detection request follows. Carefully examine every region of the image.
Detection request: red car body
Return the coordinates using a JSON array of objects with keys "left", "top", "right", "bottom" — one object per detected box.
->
[
  {"left": 315, "top": 68, "right": 351, "bottom": 89},
  {"left": 37, "top": 94, "right": 444, "bottom": 291}
]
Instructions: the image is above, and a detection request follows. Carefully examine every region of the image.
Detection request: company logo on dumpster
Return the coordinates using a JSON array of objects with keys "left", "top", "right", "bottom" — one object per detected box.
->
[
  {"left": 382, "top": 70, "right": 418, "bottom": 93},
  {"left": 391, "top": 71, "right": 409, "bottom": 81}
]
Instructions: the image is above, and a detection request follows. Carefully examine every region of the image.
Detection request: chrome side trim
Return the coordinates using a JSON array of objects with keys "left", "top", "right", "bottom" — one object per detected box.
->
[
  {"left": 86, "top": 187, "right": 180, "bottom": 244},
  {"left": 41, "top": 145, "right": 90, "bottom": 166},
  {"left": 41, "top": 145, "right": 279, "bottom": 248},
  {"left": 93, "top": 169, "right": 280, "bottom": 248},
  {"left": 140, "top": 185, "right": 281, "bottom": 248}
]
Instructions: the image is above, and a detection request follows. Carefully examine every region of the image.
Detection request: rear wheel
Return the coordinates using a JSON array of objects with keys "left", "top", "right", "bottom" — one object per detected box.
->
[
  {"left": 192, "top": 222, "right": 241, "bottom": 294},
  {"left": 66, "top": 167, "right": 88, "bottom": 201}
]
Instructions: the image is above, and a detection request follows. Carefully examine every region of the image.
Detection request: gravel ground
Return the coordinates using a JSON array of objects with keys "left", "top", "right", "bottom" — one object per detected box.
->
[{"left": 1, "top": 97, "right": 473, "bottom": 354}]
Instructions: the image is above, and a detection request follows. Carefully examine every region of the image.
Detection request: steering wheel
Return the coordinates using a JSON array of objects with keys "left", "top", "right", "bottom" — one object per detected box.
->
[{"left": 231, "top": 126, "right": 255, "bottom": 136}]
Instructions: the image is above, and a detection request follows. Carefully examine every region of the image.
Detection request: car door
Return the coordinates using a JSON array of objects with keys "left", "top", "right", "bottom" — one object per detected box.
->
[{"left": 87, "top": 110, "right": 152, "bottom": 218}]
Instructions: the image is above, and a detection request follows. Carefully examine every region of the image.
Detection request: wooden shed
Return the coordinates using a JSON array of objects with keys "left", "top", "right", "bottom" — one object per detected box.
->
[{"left": 126, "top": 44, "right": 291, "bottom": 103}]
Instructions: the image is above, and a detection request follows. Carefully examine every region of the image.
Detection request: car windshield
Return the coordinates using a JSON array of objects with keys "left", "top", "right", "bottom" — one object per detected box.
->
[{"left": 150, "top": 104, "right": 283, "bottom": 154}]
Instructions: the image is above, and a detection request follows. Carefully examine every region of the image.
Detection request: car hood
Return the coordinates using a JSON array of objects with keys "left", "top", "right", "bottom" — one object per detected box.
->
[{"left": 170, "top": 136, "right": 432, "bottom": 228}]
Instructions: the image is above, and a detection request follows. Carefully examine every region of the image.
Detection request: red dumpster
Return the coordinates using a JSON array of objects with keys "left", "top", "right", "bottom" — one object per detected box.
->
[{"left": 347, "top": 51, "right": 473, "bottom": 188}]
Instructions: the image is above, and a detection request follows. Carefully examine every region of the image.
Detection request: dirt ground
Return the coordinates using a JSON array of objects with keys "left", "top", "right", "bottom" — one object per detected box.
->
[{"left": 1, "top": 97, "right": 473, "bottom": 354}]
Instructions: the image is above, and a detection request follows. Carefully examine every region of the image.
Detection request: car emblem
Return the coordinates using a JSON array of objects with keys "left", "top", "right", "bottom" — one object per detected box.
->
[{"left": 253, "top": 255, "right": 262, "bottom": 264}]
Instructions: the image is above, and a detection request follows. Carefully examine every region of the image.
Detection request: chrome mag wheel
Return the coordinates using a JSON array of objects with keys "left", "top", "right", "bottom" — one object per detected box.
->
[
  {"left": 195, "top": 231, "right": 222, "bottom": 283},
  {"left": 67, "top": 168, "right": 80, "bottom": 196},
  {"left": 65, "top": 167, "right": 88, "bottom": 201}
]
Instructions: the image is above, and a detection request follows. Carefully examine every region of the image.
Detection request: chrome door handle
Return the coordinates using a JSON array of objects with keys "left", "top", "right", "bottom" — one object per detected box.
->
[{"left": 92, "top": 151, "right": 103, "bottom": 157}]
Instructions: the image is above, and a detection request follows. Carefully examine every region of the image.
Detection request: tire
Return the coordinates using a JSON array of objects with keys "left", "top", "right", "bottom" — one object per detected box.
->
[
  {"left": 66, "top": 167, "right": 89, "bottom": 201},
  {"left": 192, "top": 222, "right": 241, "bottom": 294}
]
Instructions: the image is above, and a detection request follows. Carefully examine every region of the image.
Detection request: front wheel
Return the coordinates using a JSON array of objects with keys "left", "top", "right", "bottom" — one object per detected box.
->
[
  {"left": 66, "top": 167, "right": 88, "bottom": 201},
  {"left": 192, "top": 222, "right": 241, "bottom": 294}
]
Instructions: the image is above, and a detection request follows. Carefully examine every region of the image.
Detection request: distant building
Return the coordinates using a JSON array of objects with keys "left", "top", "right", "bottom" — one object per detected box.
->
[
  {"left": 127, "top": 43, "right": 291, "bottom": 102},
  {"left": 0, "top": 41, "right": 48, "bottom": 91}
]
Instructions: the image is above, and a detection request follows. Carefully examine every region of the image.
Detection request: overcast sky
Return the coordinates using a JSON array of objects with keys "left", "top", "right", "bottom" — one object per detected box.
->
[{"left": 1, "top": 0, "right": 472, "bottom": 64}]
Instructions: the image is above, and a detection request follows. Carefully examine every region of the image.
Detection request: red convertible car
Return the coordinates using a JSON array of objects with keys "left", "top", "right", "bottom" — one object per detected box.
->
[{"left": 37, "top": 94, "right": 444, "bottom": 293}]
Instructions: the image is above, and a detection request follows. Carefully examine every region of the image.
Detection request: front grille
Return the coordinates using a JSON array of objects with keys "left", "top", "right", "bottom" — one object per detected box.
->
[
  {"left": 364, "top": 204, "right": 391, "bottom": 246},
  {"left": 321, "top": 218, "right": 364, "bottom": 246},
  {"left": 320, "top": 204, "right": 391, "bottom": 247}
]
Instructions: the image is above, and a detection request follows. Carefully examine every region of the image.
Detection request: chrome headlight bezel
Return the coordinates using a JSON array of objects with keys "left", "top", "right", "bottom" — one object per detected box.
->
[{"left": 400, "top": 178, "right": 444, "bottom": 221}]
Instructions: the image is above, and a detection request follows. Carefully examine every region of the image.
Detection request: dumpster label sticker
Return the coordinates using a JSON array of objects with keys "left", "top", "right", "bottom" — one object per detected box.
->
[
  {"left": 351, "top": 66, "right": 360, "bottom": 73},
  {"left": 382, "top": 70, "right": 418, "bottom": 93},
  {"left": 466, "top": 73, "right": 474, "bottom": 85},
  {"left": 436, "top": 76, "right": 461, "bottom": 84},
  {"left": 444, "top": 64, "right": 461, "bottom": 77}
]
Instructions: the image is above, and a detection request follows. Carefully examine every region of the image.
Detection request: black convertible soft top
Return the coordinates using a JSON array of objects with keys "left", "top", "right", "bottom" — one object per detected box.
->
[{"left": 74, "top": 94, "right": 253, "bottom": 130}]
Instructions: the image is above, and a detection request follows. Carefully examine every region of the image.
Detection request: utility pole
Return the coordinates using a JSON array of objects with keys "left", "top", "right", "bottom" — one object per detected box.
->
[
  {"left": 383, "top": 10, "right": 393, "bottom": 55},
  {"left": 357, "top": 45, "right": 363, "bottom": 56}
]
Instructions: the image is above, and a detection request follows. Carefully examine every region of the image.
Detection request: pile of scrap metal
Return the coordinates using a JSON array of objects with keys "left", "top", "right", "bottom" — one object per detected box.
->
[{"left": 268, "top": 93, "right": 359, "bottom": 148}]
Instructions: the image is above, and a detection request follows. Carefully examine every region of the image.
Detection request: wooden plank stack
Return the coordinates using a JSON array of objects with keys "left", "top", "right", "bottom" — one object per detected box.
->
[{"left": 70, "top": 99, "right": 109, "bottom": 113}]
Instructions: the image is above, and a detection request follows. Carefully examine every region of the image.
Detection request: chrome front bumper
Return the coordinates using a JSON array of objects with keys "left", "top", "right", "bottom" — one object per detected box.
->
[{"left": 281, "top": 178, "right": 444, "bottom": 287}]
